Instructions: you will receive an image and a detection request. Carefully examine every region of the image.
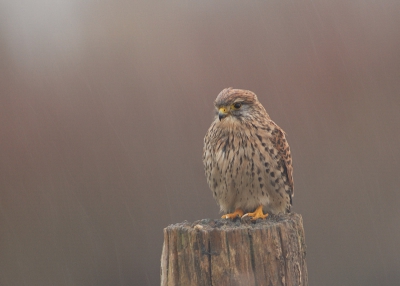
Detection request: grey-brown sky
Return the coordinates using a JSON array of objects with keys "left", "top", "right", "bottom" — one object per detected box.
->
[{"left": 1, "top": 1, "right": 400, "bottom": 285}]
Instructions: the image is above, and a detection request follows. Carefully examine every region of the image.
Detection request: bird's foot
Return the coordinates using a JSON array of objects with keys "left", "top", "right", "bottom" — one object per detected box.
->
[
  {"left": 242, "top": 205, "right": 268, "bottom": 220},
  {"left": 221, "top": 209, "right": 244, "bottom": 219}
]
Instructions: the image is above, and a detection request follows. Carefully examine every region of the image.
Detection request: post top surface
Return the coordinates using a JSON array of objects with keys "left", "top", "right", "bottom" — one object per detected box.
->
[{"left": 164, "top": 213, "right": 302, "bottom": 232}]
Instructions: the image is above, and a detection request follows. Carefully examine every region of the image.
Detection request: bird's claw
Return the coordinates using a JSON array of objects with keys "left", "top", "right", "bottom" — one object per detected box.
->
[
  {"left": 221, "top": 209, "right": 244, "bottom": 219},
  {"left": 243, "top": 205, "right": 269, "bottom": 220}
]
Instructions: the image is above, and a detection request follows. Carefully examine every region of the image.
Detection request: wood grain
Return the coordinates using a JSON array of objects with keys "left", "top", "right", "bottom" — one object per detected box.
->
[{"left": 161, "top": 213, "right": 308, "bottom": 286}]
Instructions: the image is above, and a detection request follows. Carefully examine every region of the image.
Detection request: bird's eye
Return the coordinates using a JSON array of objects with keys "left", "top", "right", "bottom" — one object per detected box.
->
[{"left": 233, "top": 102, "right": 242, "bottom": 109}]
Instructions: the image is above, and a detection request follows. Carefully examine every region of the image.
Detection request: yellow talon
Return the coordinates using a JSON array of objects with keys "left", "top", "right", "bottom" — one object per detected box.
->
[
  {"left": 243, "top": 205, "right": 268, "bottom": 220},
  {"left": 221, "top": 208, "right": 244, "bottom": 219}
]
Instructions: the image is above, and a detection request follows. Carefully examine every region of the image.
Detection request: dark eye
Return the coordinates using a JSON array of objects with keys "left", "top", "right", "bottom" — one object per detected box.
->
[{"left": 233, "top": 102, "right": 242, "bottom": 109}]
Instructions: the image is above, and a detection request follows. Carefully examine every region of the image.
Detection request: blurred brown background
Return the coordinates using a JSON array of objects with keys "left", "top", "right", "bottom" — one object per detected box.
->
[{"left": 1, "top": 1, "right": 400, "bottom": 285}]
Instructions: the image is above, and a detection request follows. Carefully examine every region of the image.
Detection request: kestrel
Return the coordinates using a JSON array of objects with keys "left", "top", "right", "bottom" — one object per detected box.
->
[{"left": 203, "top": 88, "right": 294, "bottom": 220}]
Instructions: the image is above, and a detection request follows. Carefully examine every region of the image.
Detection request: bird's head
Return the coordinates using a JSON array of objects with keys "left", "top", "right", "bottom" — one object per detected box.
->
[{"left": 214, "top": 88, "right": 268, "bottom": 123}]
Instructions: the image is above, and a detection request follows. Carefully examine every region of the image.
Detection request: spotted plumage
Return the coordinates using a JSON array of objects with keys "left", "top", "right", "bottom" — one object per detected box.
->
[{"left": 203, "top": 88, "right": 294, "bottom": 219}]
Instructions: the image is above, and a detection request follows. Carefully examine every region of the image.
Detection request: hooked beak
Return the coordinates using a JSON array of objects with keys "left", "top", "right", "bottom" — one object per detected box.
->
[{"left": 218, "top": 107, "right": 229, "bottom": 121}]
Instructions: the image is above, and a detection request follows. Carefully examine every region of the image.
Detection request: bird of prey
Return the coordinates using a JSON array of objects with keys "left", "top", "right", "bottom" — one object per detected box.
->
[{"left": 203, "top": 88, "right": 294, "bottom": 220}]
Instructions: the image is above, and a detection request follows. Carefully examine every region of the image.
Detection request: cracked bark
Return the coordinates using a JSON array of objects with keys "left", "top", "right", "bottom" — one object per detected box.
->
[{"left": 161, "top": 213, "right": 308, "bottom": 286}]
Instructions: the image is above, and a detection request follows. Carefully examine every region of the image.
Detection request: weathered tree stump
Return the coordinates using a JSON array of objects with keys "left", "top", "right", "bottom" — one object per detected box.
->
[{"left": 161, "top": 213, "right": 307, "bottom": 286}]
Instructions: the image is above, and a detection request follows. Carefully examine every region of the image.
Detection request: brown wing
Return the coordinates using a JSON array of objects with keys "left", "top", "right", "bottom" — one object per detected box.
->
[{"left": 270, "top": 122, "right": 294, "bottom": 200}]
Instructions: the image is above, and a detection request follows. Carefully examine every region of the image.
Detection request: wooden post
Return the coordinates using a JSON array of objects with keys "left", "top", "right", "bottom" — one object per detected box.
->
[{"left": 161, "top": 213, "right": 307, "bottom": 286}]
